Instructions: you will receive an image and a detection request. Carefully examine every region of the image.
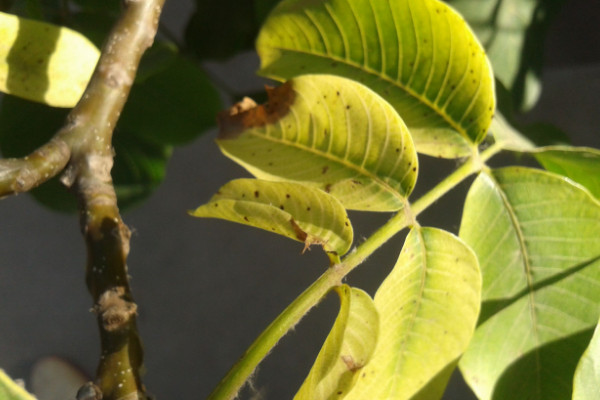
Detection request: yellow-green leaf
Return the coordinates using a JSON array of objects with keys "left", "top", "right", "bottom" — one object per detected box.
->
[
  {"left": 573, "top": 320, "right": 600, "bottom": 400},
  {"left": 0, "top": 370, "right": 36, "bottom": 400},
  {"left": 256, "top": 0, "right": 495, "bottom": 158},
  {"left": 294, "top": 285, "right": 379, "bottom": 400},
  {"left": 459, "top": 167, "right": 600, "bottom": 399},
  {"left": 190, "top": 179, "right": 353, "bottom": 255},
  {"left": 217, "top": 74, "right": 418, "bottom": 212},
  {"left": 345, "top": 227, "right": 481, "bottom": 400},
  {"left": 0, "top": 11, "right": 99, "bottom": 107}
]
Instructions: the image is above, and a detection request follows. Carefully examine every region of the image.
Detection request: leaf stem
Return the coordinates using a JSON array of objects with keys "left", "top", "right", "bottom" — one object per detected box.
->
[{"left": 208, "top": 142, "right": 504, "bottom": 399}]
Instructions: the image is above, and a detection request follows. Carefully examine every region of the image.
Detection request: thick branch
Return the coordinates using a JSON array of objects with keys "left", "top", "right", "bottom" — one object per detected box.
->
[
  {"left": 63, "top": 1, "right": 165, "bottom": 399},
  {"left": 0, "top": 138, "right": 70, "bottom": 197}
]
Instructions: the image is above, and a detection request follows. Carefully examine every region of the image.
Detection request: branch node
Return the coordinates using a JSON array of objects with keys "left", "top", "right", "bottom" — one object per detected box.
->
[{"left": 94, "top": 287, "right": 138, "bottom": 332}]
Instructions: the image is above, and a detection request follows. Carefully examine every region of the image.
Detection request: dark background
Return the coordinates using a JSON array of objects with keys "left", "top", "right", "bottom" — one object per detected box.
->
[{"left": 1, "top": 0, "right": 599, "bottom": 399}]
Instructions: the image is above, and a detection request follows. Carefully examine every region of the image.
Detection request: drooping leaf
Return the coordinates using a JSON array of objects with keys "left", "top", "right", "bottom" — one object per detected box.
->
[
  {"left": 256, "top": 0, "right": 495, "bottom": 158},
  {"left": 0, "top": 11, "right": 99, "bottom": 107},
  {"left": 345, "top": 227, "right": 481, "bottom": 400},
  {"left": 533, "top": 146, "right": 600, "bottom": 200},
  {"left": 573, "top": 320, "right": 600, "bottom": 400},
  {"left": 459, "top": 167, "right": 600, "bottom": 399},
  {"left": 119, "top": 55, "right": 221, "bottom": 146},
  {"left": 446, "top": 0, "right": 566, "bottom": 111},
  {"left": 490, "top": 112, "right": 536, "bottom": 152},
  {"left": 0, "top": 369, "right": 36, "bottom": 400},
  {"left": 190, "top": 178, "right": 353, "bottom": 255},
  {"left": 294, "top": 285, "right": 379, "bottom": 400},
  {"left": 217, "top": 74, "right": 418, "bottom": 212}
]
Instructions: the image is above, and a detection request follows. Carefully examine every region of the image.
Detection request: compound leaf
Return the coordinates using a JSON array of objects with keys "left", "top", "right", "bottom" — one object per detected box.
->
[
  {"left": 0, "top": 11, "right": 99, "bottom": 107},
  {"left": 217, "top": 74, "right": 418, "bottom": 212},
  {"left": 345, "top": 227, "right": 481, "bottom": 400},
  {"left": 190, "top": 178, "right": 353, "bottom": 256},
  {"left": 256, "top": 0, "right": 495, "bottom": 158},
  {"left": 294, "top": 285, "right": 379, "bottom": 400},
  {"left": 459, "top": 167, "right": 600, "bottom": 399}
]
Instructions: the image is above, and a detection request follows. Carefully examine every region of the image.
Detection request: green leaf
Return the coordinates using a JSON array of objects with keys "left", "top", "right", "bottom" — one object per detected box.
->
[
  {"left": 459, "top": 167, "right": 600, "bottom": 399},
  {"left": 0, "top": 11, "right": 99, "bottom": 107},
  {"left": 573, "top": 320, "right": 600, "bottom": 400},
  {"left": 184, "top": 0, "right": 258, "bottom": 60},
  {"left": 0, "top": 95, "right": 171, "bottom": 211},
  {"left": 533, "top": 146, "right": 600, "bottom": 200},
  {"left": 190, "top": 178, "right": 353, "bottom": 255},
  {"left": 119, "top": 55, "right": 221, "bottom": 146},
  {"left": 446, "top": 0, "right": 566, "bottom": 111},
  {"left": 345, "top": 227, "right": 481, "bottom": 400},
  {"left": 0, "top": 369, "right": 36, "bottom": 400},
  {"left": 111, "top": 129, "right": 172, "bottom": 210},
  {"left": 294, "top": 285, "right": 379, "bottom": 400},
  {"left": 256, "top": 0, "right": 495, "bottom": 158},
  {"left": 217, "top": 74, "right": 418, "bottom": 211}
]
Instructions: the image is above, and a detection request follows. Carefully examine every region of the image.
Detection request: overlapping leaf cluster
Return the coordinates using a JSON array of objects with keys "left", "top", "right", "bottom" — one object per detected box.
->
[
  {"left": 0, "top": 0, "right": 599, "bottom": 399},
  {"left": 191, "top": 0, "right": 600, "bottom": 399}
]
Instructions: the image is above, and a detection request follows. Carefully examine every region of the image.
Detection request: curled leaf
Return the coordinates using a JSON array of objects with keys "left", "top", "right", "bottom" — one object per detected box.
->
[
  {"left": 190, "top": 178, "right": 353, "bottom": 256},
  {"left": 256, "top": 0, "right": 495, "bottom": 158},
  {"left": 294, "top": 285, "right": 379, "bottom": 400},
  {"left": 217, "top": 74, "right": 418, "bottom": 212}
]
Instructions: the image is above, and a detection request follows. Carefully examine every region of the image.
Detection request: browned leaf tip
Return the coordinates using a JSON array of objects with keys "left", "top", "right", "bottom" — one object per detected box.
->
[{"left": 217, "top": 81, "right": 295, "bottom": 139}]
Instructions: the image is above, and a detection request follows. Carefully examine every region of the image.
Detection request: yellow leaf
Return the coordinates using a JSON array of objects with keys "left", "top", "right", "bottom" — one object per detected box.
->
[{"left": 0, "top": 12, "right": 99, "bottom": 107}]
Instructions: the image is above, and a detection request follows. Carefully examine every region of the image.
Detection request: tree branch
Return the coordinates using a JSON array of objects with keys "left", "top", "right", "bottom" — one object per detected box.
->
[{"left": 2, "top": 0, "right": 165, "bottom": 398}]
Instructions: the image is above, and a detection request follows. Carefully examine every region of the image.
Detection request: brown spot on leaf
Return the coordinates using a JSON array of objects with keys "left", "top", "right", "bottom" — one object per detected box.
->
[
  {"left": 341, "top": 355, "right": 362, "bottom": 372},
  {"left": 217, "top": 81, "right": 295, "bottom": 139},
  {"left": 290, "top": 218, "right": 308, "bottom": 242},
  {"left": 322, "top": 166, "right": 329, "bottom": 174},
  {"left": 324, "top": 184, "right": 332, "bottom": 193},
  {"left": 254, "top": 191, "right": 260, "bottom": 198}
]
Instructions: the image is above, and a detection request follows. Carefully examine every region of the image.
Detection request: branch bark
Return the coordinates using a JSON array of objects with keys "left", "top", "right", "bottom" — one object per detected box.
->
[{"left": 1, "top": 1, "right": 165, "bottom": 398}]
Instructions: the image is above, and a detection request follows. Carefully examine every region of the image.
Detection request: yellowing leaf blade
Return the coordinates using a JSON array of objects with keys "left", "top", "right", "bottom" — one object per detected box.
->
[
  {"left": 256, "top": 0, "right": 495, "bottom": 158},
  {"left": 217, "top": 74, "right": 418, "bottom": 212},
  {"left": 345, "top": 227, "right": 481, "bottom": 400},
  {"left": 0, "top": 11, "right": 99, "bottom": 107},
  {"left": 0, "top": 370, "right": 36, "bottom": 400},
  {"left": 190, "top": 179, "right": 353, "bottom": 255},
  {"left": 294, "top": 285, "right": 379, "bottom": 400}
]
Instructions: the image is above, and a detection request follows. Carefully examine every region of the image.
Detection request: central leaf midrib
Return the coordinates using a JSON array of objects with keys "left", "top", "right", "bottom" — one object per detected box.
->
[
  {"left": 247, "top": 129, "right": 407, "bottom": 205},
  {"left": 490, "top": 172, "right": 543, "bottom": 390},
  {"left": 265, "top": 46, "right": 467, "bottom": 139}
]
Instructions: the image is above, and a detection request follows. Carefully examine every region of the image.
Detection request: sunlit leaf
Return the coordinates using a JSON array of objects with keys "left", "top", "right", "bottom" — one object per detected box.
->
[
  {"left": 533, "top": 146, "right": 600, "bottom": 200},
  {"left": 345, "top": 227, "right": 481, "bottom": 400},
  {"left": 190, "top": 178, "right": 353, "bottom": 255},
  {"left": 0, "top": 11, "right": 99, "bottom": 107},
  {"left": 573, "top": 320, "right": 600, "bottom": 400},
  {"left": 446, "top": 0, "right": 566, "bottom": 111},
  {"left": 256, "top": 0, "right": 495, "bottom": 158},
  {"left": 459, "top": 167, "right": 600, "bottom": 399},
  {"left": 294, "top": 285, "right": 378, "bottom": 400},
  {"left": 217, "top": 74, "right": 418, "bottom": 212},
  {"left": 0, "top": 369, "right": 36, "bottom": 400}
]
